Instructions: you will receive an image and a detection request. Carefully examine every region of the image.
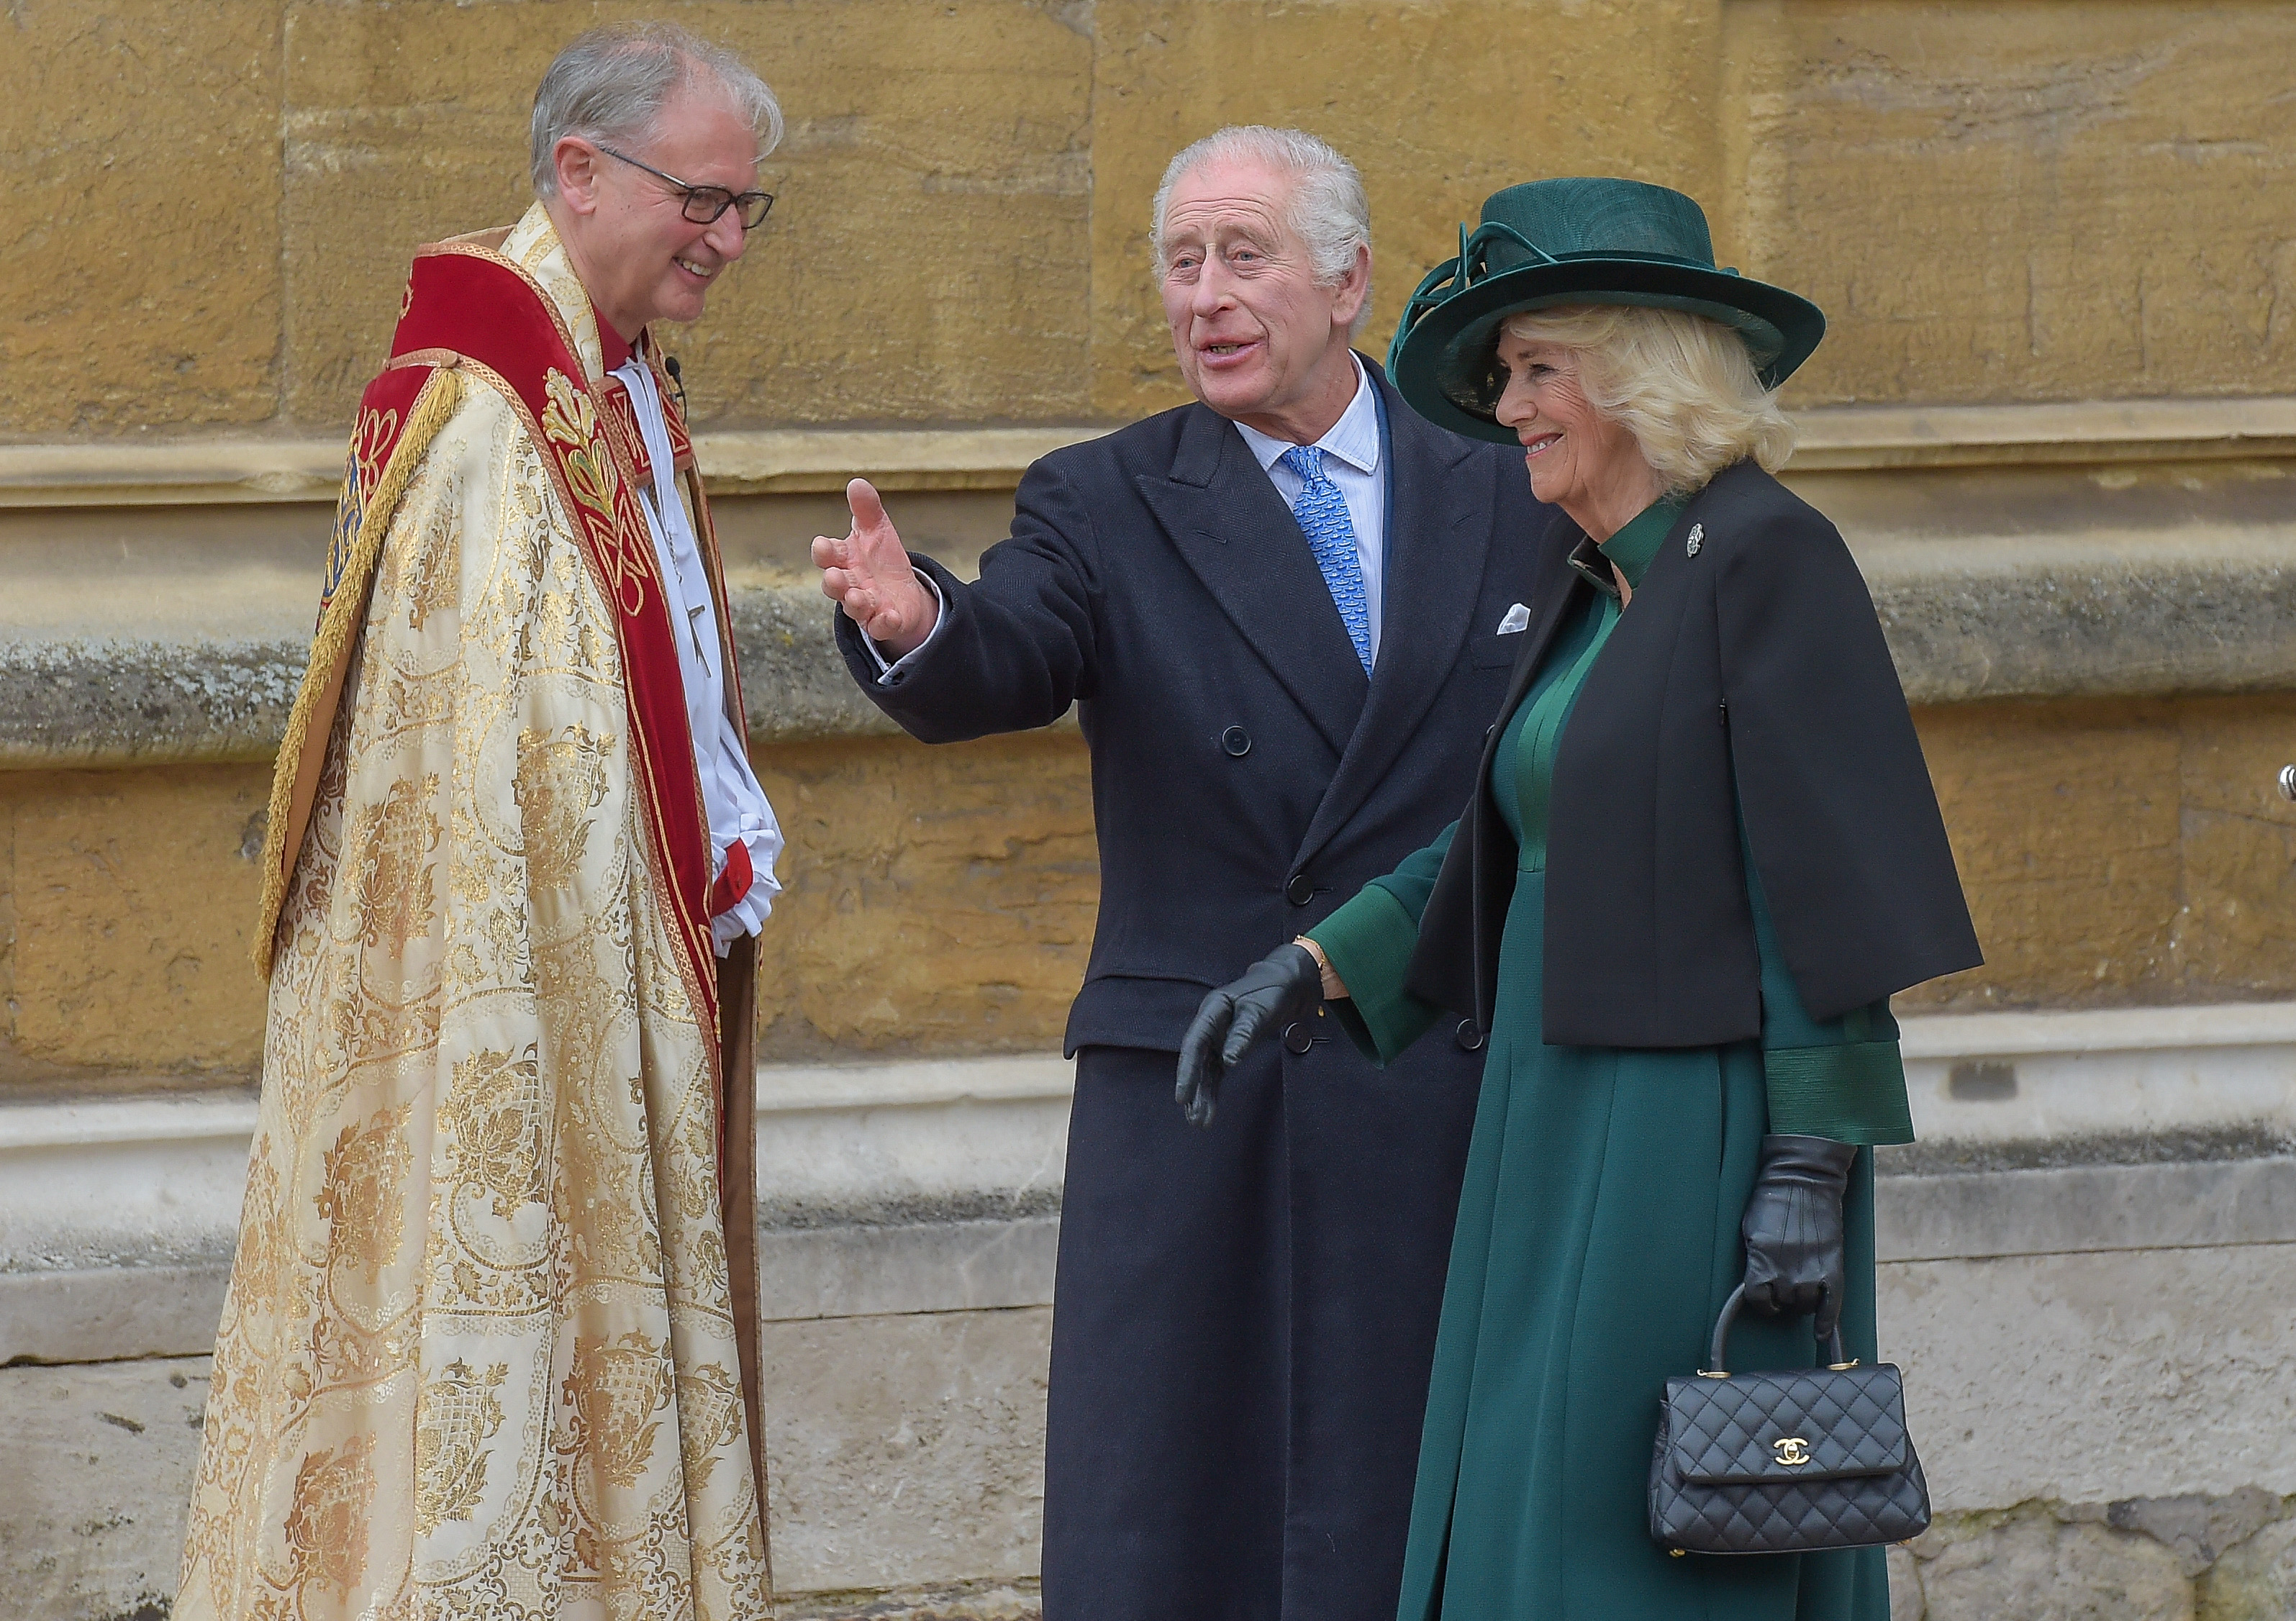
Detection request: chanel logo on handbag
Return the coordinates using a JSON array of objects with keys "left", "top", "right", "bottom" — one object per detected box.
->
[{"left": 1648, "top": 1286, "right": 1932, "bottom": 1556}]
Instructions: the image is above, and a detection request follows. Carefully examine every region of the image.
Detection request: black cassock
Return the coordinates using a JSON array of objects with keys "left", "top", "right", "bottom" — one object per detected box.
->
[{"left": 833, "top": 359, "right": 1556, "bottom": 1621}]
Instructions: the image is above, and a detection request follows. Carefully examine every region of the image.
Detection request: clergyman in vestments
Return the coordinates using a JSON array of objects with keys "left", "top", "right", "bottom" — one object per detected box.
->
[{"left": 177, "top": 24, "right": 788, "bottom": 1620}]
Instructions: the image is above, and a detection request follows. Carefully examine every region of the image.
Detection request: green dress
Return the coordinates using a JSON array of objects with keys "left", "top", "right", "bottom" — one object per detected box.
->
[{"left": 1310, "top": 498, "right": 1914, "bottom": 1621}]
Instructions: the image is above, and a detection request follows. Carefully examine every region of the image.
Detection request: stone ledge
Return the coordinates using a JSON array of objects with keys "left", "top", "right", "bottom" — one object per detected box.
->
[
  {"left": 777, "top": 1581, "right": 1041, "bottom": 1620},
  {"left": 0, "top": 426, "right": 1107, "bottom": 507},
  {"left": 1897, "top": 999, "right": 2296, "bottom": 1151},
  {"left": 1876, "top": 1155, "right": 2296, "bottom": 1263},
  {"left": 6, "top": 529, "right": 2295, "bottom": 768},
  {"left": 7, "top": 1008, "right": 2296, "bottom": 1366},
  {"left": 0, "top": 579, "right": 1099, "bottom": 768},
  {"left": 1865, "top": 528, "right": 2296, "bottom": 705},
  {"left": 9, "top": 396, "right": 2295, "bottom": 509},
  {"left": 758, "top": 1217, "right": 1061, "bottom": 1322},
  {"left": 1787, "top": 394, "right": 2296, "bottom": 471}
]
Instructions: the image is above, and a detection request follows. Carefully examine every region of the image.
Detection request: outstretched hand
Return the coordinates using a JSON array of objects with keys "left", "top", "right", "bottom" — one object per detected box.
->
[
  {"left": 1174, "top": 943, "right": 1325, "bottom": 1128},
  {"left": 813, "top": 478, "right": 938, "bottom": 656}
]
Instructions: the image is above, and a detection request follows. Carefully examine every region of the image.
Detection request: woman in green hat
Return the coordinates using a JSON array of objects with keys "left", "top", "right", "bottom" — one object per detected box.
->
[{"left": 1176, "top": 178, "right": 1981, "bottom": 1619}]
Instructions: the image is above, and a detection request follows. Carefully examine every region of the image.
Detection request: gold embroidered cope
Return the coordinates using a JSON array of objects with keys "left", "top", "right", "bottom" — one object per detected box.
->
[{"left": 176, "top": 207, "right": 772, "bottom": 1621}]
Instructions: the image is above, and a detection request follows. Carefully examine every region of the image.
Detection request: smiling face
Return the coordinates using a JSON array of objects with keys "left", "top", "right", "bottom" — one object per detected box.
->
[
  {"left": 1492, "top": 330, "right": 1662, "bottom": 540},
  {"left": 548, "top": 81, "right": 760, "bottom": 343},
  {"left": 1158, "top": 155, "right": 1368, "bottom": 442}
]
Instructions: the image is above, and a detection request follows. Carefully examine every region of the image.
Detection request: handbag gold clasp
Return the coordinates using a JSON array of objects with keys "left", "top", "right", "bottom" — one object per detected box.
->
[{"left": 1772, "top": 1436, "right": 1812, "bottom": 1467}]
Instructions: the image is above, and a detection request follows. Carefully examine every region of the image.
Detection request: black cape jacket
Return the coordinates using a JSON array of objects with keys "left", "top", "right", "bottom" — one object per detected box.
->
[{"left": 1405, "top": 458, "right": 1982, "bottom": 1046}]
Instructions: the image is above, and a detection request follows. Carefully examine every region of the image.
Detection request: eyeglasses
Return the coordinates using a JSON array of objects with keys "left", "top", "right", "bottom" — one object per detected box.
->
[{"left": 594, "top": 144, "right": 775, "bottom": 230}]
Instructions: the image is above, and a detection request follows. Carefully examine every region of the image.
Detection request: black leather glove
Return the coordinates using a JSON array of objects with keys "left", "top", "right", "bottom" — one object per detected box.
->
[
  {"left": 1739, "top": 1133, "right": 1859, "bottom": 1344},
  {"left": 1174, "top": 943, "right": 1323, "bottom": 1128}
]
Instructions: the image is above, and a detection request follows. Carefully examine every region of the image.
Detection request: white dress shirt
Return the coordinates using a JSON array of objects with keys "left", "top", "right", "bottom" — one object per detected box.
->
[
  {"left": 614, "top": 357, "right": 785, "bottom": 954},
  {"left": 867, "top": 355, "right": 1388, "bottom": 682}
]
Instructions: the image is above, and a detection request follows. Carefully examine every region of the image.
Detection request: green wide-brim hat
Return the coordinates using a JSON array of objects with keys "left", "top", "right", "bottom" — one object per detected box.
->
[{"left": 1386, "top": 177, "right": 1825, "bottom": 445}]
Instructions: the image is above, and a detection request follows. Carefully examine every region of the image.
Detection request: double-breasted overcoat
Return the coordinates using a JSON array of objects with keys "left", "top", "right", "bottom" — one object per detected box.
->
[{"left": 833, "top": 357, "right": 1557, "bottom": 1621}]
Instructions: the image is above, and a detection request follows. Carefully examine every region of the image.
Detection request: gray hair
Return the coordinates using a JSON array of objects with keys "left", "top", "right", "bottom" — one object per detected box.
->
[
  {"left": 530, "top": 22, "right": 783, "bottom": 198},
  {"left": 1151, "top": 125, "right": 1374, "bottom": 337}
]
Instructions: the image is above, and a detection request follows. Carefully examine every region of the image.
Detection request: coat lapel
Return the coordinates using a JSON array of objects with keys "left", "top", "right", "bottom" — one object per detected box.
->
[
  {"left": 1292, "top": 371, "right": 1489, "bottom": 870},
  {"left": 1136, "top": 404, "right": 1369, "bottom": 756}
]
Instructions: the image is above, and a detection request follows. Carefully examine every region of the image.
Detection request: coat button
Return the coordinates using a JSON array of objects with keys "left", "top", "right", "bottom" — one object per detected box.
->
[
  {"left": 1456, "top": 1020, "right": 1485, "bottom": 1051},
  {"left": 1222, "top": 725, "right": 1251, "bottom": 758},
  {"left": 1283, "top": 1022, "right": 1314, "bottom": 1054},
  {"left": 1286, "top": 873, "right": 1315, "bottom": 906}
]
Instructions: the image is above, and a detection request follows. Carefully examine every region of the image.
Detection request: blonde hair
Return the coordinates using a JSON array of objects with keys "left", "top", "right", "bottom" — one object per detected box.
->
[{"left": 1498, "top": 304, "right": 1794, "bottom": 496}]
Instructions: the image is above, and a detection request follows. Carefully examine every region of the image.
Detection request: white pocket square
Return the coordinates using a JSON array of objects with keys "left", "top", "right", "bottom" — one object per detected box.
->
[{"left": 1496, "top": 602, "right": 1531, "bottom": 635}]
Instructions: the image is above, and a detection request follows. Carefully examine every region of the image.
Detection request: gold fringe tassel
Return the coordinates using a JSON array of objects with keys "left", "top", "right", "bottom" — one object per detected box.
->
[{"left": 248, "top": 366, "right": 463, "bottom": 976}]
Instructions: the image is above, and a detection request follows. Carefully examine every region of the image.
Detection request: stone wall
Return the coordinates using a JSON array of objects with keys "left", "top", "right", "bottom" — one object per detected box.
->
[{"left": 14, "top": 0, "right": 2296, "bottom": 437}]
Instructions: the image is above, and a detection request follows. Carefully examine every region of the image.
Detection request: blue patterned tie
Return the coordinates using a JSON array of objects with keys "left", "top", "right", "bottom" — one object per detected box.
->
[{"left": 1280, "top": 445, "right": 1373, "bottom": 673}]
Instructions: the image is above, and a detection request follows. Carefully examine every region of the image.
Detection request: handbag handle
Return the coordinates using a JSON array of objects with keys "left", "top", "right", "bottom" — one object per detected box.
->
[{"left": 1703, "top": 1285, "right": 1850, "bottom": 1375}]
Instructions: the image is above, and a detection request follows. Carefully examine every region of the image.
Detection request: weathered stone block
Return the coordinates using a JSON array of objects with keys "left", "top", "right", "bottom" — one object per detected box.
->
[
  {"left": 1086, "top": 0, "right": 1726, "bottom": 421},
  {"left": 1904, "top": 694, "right": 2296, "bottom": 1014},
  {"left": 749, "top": 732, "right": 1097, "bottom": 1058},
  {"left": 2200, "top": 1510, "right": 2296, "bottom": 1621},
  {"left": 1911, "top": 1507, "right": 2196, "bottom": 1620},
  {"left": 2173, "top": 697, "right": 2296, "bottom": 1000},
  {"left": 1730, "top": 1, "right": 2296, "bottom": 408},
  {"left": 2110, "top": 1488, "right": 2289, "bottom": 1580},
  {"left": 1880, "top": 1245, "right": 2296, "bottom": 1512},
  {"left": 1, "top": 766, "right": 271, "bottom": 1080},
  {"left": 762, "top": 1306, "right": 1051, "bottom": 1594},
  {"left": 0, "top": 1356, "right": 208, "bottom": 1621},
  {"left": 1886, "top": 1543, "right": 1922, "bottom": 1621},
  {"left": 1902, "top": 699, "right": 2184, "bottom": 1012},
  {"left": 1, "top": 0, "right": 283, "bottom": 433},
  {"left": 276, "top": 0, "right": 1092, "bottom": 432}
]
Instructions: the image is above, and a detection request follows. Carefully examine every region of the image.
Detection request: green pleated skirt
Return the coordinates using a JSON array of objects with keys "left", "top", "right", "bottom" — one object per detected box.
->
[{"left": 1394, "top": 868, "right": 1891, "bottom": 1621}]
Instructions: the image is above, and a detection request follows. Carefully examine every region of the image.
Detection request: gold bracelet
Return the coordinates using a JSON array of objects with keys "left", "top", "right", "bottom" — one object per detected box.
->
[{"left": 1293, "top": 935, "right": 1347, "bottom": 1001}]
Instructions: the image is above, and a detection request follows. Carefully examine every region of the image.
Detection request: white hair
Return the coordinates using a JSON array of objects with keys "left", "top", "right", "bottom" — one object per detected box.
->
[
  {"left": 1151, "top": 125, "right": 1374, "bottom": 337},
  {"left": 530, "top": 22, "right": 782, "bottom": 198},
  {"left": 1499, "top": 304, "right": 1796, "bottom": 496}
]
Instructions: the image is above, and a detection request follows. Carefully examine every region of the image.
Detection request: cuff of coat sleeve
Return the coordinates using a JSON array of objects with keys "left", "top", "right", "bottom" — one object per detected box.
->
[
  {"left": 1764, "top": 1041, "right": 1916, "bottom": 1145},
  {"left": 1309, "top": 884, "right": 1438, "bottom": 1066},
  {"left": 863, "top": 571, "right": 947, "bottom": 686}
]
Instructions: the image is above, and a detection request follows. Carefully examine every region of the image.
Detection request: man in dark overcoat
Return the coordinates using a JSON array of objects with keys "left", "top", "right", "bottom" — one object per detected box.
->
[{"left": 811, "top": 124, "right": 1556, "bottom": 1621}]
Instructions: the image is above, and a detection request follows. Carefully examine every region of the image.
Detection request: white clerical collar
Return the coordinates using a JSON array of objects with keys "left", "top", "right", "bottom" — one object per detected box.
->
[{"left": 1233, "top": 355, "right": 1380, "bottom": 476}]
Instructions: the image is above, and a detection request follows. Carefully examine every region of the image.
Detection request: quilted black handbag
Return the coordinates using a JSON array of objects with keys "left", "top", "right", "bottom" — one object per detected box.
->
[{"left": 1648, "top": 1286, "right": 1931, "bottom": 1555}]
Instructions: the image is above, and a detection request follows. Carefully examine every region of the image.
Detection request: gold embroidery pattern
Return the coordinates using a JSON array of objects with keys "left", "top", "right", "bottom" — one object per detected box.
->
[
  {"left": 345, "top": 773, "right": 440, "bottom": 951},
  {"left": 676, "top": 1363, "right": 747, "bottom": 1497},
  {"left": 540, "top": 365, "right": 653, "bottom": 615},
  {"left": 566, "top": 1332, "right": 676, "bottom": 1491},
  {"left": 176, "top": 210, "right": 767, "bottom": 1621},
  {"left": 514, "top": 725, "right": 615, "bottom": 894},
  {"left": 317, "top": 1102, "right": 413, "bottom": 1288},
  {"left": 283, "top": 1432, "right": 379, "bottom": 1597},
  {"left": 416, "top": 1358, "right": 511, "bottom": 1535},
  {"left": 401, "top": 481, "right": 462, "bottom": 630},
  {"left": 437, "top": 1046, "right": 550, "bottom": 1219}
]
